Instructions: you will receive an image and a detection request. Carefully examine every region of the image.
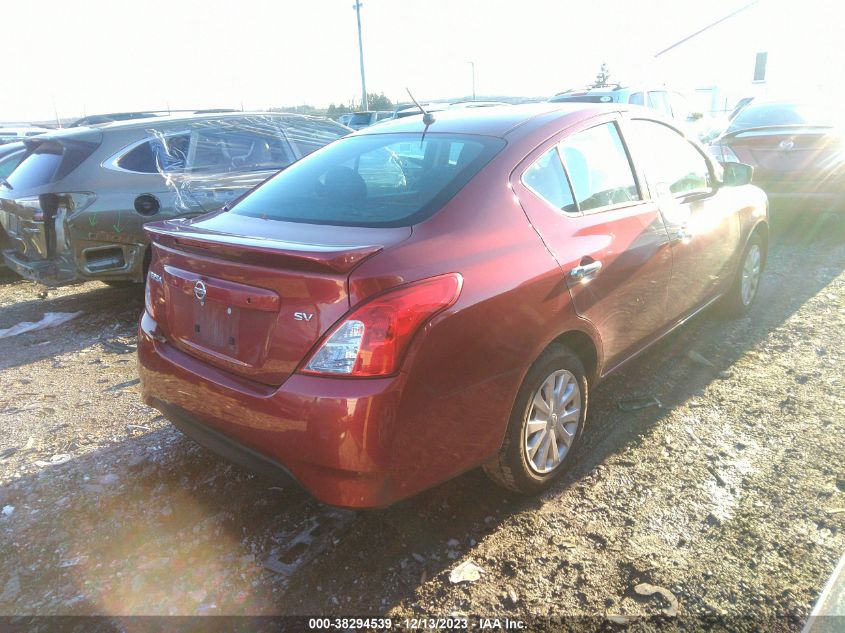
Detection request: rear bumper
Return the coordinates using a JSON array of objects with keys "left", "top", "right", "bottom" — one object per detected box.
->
[
  {"left": 151, "top": 400, "right": 302, "bottom": 486},
  {"left": 1, "top": 248, "right": 78, "bottom": 285},
  {"left": 137, "top": 310, "right": 409, "bottom": 508}
]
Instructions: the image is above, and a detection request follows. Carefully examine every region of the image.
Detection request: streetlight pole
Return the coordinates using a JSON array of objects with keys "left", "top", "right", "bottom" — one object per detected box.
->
[
  {"left": 353, "top": 0, "right": 368, "bottom": 111},
  {"left": 468, "top": 61, "right": 476, "bottom": 101}
]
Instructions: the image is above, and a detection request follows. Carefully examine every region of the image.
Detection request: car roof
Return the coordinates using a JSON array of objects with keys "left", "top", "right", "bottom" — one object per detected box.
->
[
  {"left": 355, "top": 103, "right": 610, "bottom": 138},
  {"left": 80, "top": 110, "right": 333, "bottom": 132},
  {"left": 24, "top": 111, "right": 343, "bottom": 143}
]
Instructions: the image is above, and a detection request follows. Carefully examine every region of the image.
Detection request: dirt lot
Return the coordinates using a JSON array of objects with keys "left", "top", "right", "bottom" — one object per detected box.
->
[{"left": 0, "top": 217, "right": 843, "bottom": 630}]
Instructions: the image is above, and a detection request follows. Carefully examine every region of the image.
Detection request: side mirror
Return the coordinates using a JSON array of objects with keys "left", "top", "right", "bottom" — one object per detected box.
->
[{"left": 721, "top": 161, "right": 754, "bottom": 187}]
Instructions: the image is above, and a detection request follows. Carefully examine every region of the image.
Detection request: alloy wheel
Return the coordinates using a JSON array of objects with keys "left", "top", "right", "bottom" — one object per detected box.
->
[{"left": 524, "top": 369, "right": 581, "bottom": 475}]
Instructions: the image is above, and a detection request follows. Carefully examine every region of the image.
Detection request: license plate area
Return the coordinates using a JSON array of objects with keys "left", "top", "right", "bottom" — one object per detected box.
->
[
  {"left": 163, "top": 266, "right": 280, "bottom": 371},
  {"left": 191, "top": 299, "right": 241, "bottom": 353}
]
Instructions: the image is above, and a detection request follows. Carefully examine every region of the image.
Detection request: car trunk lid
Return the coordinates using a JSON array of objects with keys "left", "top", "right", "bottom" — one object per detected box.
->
[
  {"left": 145, "top": 212, "right": 411, "bottom": 386},
  {"left": 724, "top": 126, "right": 843, "bottom": 188}
]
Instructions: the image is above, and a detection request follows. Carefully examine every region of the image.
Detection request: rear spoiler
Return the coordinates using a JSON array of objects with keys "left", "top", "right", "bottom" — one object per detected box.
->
[
  {"left": 23, "top": 127, "right": 103, "bottom": 149},
  {"left": 721, "top": 124, "right": 834, "bottom": 140},
  {"left": 145, "top": 221, "right": 383, "bottom": 274}
]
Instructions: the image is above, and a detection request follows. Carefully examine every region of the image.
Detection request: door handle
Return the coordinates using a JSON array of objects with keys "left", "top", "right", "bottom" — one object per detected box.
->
[{"left": 570, "top": 260, "right": 603, "bottom": 280}]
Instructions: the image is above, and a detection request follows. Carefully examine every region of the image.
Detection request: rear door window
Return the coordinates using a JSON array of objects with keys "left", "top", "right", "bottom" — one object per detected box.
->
[
  {"left": 117, "top": 133, "right": 191, "bottom": 173},
  {"left": 188, "top": 128, "right": 294, "bottom": 173},
  {"left": 559, "top": 122, "right": 641, "bottom": 211},
  {"left": 231, "top": 133, "right": 505, "bottom": 227},
  {"left": 521, "top": 147, "right": 577, "bottom": 213}
]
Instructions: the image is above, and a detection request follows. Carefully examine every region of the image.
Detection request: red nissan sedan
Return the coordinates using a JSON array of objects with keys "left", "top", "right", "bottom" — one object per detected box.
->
[{"left": 138, "top": 104, "right": 768, "bottom": 508}]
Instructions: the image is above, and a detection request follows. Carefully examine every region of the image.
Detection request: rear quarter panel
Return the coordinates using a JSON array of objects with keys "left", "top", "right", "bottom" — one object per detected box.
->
[{"left": 346, "top": 143, "right": 599, "bottom": 497}]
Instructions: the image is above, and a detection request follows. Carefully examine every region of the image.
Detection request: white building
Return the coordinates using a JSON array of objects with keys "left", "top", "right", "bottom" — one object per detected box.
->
[{"left": 630, "top": 0, "right": 844, "bottom": 115}]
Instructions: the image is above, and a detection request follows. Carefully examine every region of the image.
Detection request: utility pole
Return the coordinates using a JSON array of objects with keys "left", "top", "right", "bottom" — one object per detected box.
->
[
  {"left": 353, "top": 0, "right": 368, "bottom": 111},
  {"left": 468, "top": 61, "right": 476, "bottom": 100}
]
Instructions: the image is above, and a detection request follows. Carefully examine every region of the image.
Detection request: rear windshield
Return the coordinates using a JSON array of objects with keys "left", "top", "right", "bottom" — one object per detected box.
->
[
  {"left": 231, "top": 133, "right": 506, "bottom": 227},
  {"left": 5, "top": 140, "right": 98, "bottom": 190},
  {"left": 727, "top": 102, "right": 836, "bottom": 133},
  {"left": 5, "top": 145, "right": 63, "bottom": 189}
]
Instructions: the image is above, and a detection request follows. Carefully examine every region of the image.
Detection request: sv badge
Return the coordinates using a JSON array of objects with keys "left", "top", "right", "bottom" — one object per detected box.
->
[{"left": 294, "top": 312, "right": 314, "bottom": 322}]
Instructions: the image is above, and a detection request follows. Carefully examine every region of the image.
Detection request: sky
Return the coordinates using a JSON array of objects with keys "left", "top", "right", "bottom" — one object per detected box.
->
[{"left": 0, "top": 0, "right": 838, "bottom": 123}]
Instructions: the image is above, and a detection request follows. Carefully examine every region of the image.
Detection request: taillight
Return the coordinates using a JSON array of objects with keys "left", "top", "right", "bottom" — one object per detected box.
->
[
  {"left": 15, "top": 193, "right": 96, "bottom": 221},
  {"left": 301, "top": 273, "right": 463, "bottom": 377},
  {"left": 145, "top": 269, "right": 163, "bottom": 318}
]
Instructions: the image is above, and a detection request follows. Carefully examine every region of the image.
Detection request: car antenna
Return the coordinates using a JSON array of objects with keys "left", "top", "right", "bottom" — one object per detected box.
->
[{"left": 406, "top": 87, "right": 435, "bottom": 144}]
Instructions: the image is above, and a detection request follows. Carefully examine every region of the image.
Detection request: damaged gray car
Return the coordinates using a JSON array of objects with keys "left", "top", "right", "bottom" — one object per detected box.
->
[{"left": 0, "top": 112, "right": 349, "bottom": 285}]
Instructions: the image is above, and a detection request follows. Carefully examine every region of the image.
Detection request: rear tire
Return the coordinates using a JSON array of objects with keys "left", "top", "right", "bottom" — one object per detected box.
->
[
  {"left": 720, "top": 232, "right": 765, "bottom": 316},
  {"left": 483, "top": 345, "right": 588, "bottom": 495}
]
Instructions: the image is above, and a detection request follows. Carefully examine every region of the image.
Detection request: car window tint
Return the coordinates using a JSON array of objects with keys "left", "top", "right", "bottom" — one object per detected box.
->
[
  {"left": 118, "top": 133, "right": 191, "bottom": 173},
  {"left": 231, "top": 133, "right": 505, "bottom": 227},
  {"left": 189, "top": 128, "right": 293, "bottom": 173},
  {"left": 522, "top": 147, "right": 577, "bottom": 213},
  {"left": 629, "top": 92, "right": 645, "bottom": 106},
  {"left": 285, "top": 120, "right": 348, "bottom": 156},
  {"left": 559, "top": 122, "right": 640, "bottom": 211},
  {"left": 647, "top": 91, "right": 673, "bottom": 117},
  {"left": 628, "top": 119, "right": 712, "bottom": 196}
]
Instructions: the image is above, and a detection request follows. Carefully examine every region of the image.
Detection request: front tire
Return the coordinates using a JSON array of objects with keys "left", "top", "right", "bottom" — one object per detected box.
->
[{"left": 484, "top": 345, "right": 588, "bottom": 495}]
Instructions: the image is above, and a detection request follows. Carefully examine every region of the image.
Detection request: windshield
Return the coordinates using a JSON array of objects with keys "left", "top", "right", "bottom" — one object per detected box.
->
[
  {"left": 727, "top": 102, "right": 837, "bottom": 133},
  {"left": 231, "top": 132, "right": 506, "bottom": 227}
]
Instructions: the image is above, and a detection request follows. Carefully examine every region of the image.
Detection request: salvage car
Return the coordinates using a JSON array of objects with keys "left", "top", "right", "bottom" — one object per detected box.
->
[
  {"left": 138, "top": 103, "right": 768, "bottom": 508},
  {"left": 709, "top": 100, "right": 844, "bottom": 212},
  {"left": 0, "top": 112, "right": 350, "bottom": 285}
]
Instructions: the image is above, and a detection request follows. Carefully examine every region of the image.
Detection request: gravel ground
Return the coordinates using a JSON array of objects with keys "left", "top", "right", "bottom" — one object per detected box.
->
[{"left": 0, "top": 218, "right": 843, "bottom": 630}]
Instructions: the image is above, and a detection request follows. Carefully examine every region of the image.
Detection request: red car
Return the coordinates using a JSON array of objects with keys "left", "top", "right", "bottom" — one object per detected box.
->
[{"left": 138, "top": 104, "right": 768, "bottom": 508}]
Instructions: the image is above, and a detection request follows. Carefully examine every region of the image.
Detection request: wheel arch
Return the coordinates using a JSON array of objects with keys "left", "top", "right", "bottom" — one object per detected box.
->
[
  {"left": 547, "top": 328, "right": 600, "bottom": 385},
  {"left": 749, "top": 219, "right": 769, "bottom": 263}
]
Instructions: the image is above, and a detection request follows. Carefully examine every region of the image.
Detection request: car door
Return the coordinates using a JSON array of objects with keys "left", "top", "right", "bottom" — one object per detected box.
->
[
  {"left": 623, "top": 117, "right": 742, "bottom": 321},
  {"left": 512, "top": 115, "right": 673, "bottom": 370}
]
